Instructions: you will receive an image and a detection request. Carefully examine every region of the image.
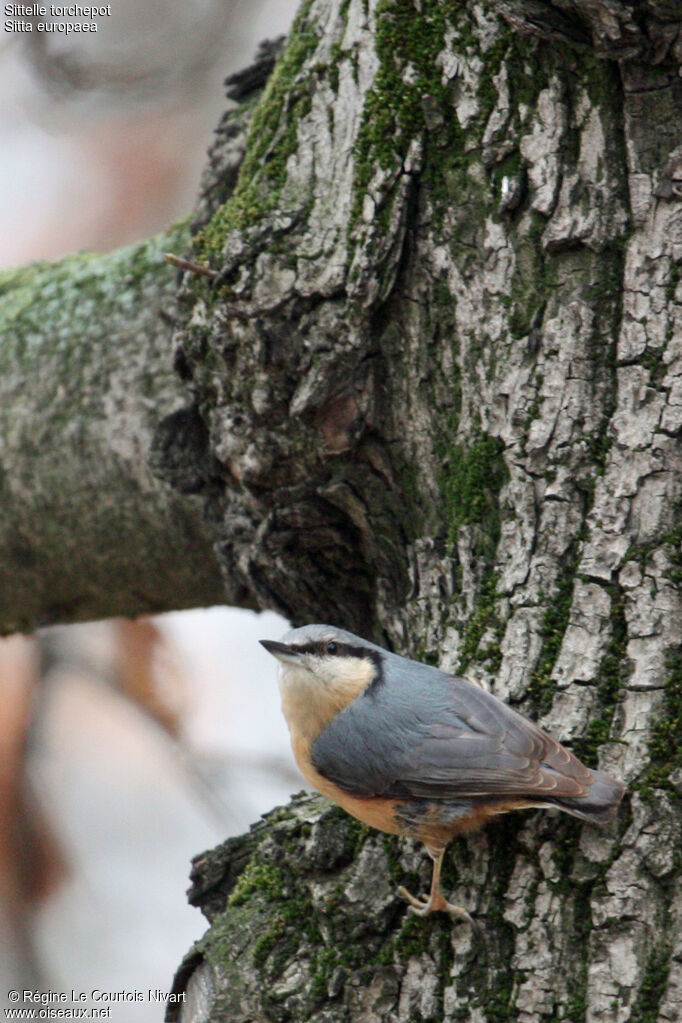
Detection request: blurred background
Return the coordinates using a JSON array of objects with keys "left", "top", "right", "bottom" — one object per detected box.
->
[{"left": 0, "top": 0, "right": 301, "bottom": 1017}]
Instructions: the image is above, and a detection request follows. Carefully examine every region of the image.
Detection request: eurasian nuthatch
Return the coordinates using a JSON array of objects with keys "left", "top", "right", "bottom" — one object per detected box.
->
[{"left": 261, "top": 625, "right": 624, "bottom": 925}]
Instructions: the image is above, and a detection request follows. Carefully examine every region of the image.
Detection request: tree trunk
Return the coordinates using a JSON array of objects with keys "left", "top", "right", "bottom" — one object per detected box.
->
[{"left": 159, "top": 0, "right": 682, "bottom": 1020}]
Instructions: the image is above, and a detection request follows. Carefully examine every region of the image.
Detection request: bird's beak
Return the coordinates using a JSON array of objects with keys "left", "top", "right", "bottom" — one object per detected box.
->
[{"left": 260, "top": 640, "right": 302, "bottom": 665}]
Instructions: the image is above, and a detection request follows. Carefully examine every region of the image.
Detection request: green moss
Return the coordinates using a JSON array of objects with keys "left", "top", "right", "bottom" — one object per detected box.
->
[
  {"left": 527, "top": 550, "right": 579, "bottom": 716},
  {"left": 630, "top": 945, "right": 671, "bottom": 1023},
  {"left": 227, "top": 860, "right": 284, "bottom": 907},
  {"left": 476, "top": 37, "right": 509, "bottom": 113},
  {"left": 392, "top": 914, "right": 429, "bottom": 959},
  {"left": 350, "top": 0, "right": 465, "bottom": 234},
  {"left": 631, "top": 505, "right": 682, "bottom": 788},
  {"left": 203, "top": 800, "right": 397, "bottom": 1003},
  {"left": 640, "top": 345, "right": 667, "bottom": 387},
  {"left": 347, "top": 815, "right": 372, "bottom": 855},
  {"left": 563, "top": 886, "right": 592, "bottom": 1023},
  {"left": 233, "top": 880, "right": 325, "bottom": 983},
  {"left": 440, "top": 433, "right": 508, "bottom": 559},
  {"left": 644, "top": 646, "right": 682, "bottom": 789},
  {"left": 665, "top": 259, "right": 680, "bottom": 303},
  {"left": 309, "top": 946, "right": 341, "bottom": 1000},
  {"left": 436, "top": 432, "right": 508, "bottom": 673},
  {"left": 657, "top": 505, "right": 682, "bottom": 585},
  {"left": 457, "top": 569, "right": 504, "bottom": 673},
  {"left": 507, "top": 213, "right": 556, "bottom": 346},
  {"left": 0, "top": 221, "right": 190, "bottom": 357},
  {"left": 505, "top": 34, "right": 546, "bottom": 115},
  {"left": 0, "top": 221, "right": 200, "bottom": 632},
  {"left": 195, "top": 0, "right": 318, "bottom": 258},
  {"left": 583, "top": 246, "right": 627, "bottom": 481},
  {"left": 523, "top": 401, "right": 540, "bottom": 430},
  {"left": 536, "top": 817, "right": 614, "bottom": 1023},
  {"left": 382, "top": 833, "right": 417, "bottom": 886},
  {"left": 573, "top": 584, "right": 629, "bottom": 767},
  {"left": 253, "top": 917, "right": 287, "bottom": 967},
  {"left": 459, "top": 818, "right": 523, "bottom": 1021}
]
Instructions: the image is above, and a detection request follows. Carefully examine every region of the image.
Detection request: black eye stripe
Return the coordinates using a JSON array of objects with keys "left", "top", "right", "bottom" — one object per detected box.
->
[{"left": 288, "top": 640, "right": 381, "bottom": 667}]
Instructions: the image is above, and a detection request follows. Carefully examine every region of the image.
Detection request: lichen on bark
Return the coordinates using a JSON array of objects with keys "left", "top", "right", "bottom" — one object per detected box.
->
[{"left": 0, "top": 222, "right": 225, "bottom": 632}]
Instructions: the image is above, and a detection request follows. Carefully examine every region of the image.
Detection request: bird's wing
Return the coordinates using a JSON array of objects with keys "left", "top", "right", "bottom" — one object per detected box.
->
[{"left": 311, "top": 665, "right": 592, "bottom": 802}]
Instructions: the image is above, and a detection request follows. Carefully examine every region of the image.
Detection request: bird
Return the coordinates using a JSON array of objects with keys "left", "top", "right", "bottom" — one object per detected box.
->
[{"left": 260, "top": 624, "right": 625, "bottom": 926}]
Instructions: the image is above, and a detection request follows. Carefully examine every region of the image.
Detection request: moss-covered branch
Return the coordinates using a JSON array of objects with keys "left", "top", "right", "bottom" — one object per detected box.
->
[{"left": 0, "top": 222, "right": 225, "bottom": 632}]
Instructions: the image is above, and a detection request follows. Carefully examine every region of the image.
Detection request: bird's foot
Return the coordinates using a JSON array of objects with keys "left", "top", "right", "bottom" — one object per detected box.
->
[{"left": 397, "top": 885, "right": 477, "bottom": 928}]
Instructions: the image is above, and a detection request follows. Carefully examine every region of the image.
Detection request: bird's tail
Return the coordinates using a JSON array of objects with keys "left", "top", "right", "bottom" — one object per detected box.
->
[{"left": 554, "top": 769, "right": 625, "bottom": 826}]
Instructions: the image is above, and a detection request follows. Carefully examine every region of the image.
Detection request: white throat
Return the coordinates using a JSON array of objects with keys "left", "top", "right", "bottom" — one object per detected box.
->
[{"left": 278, "top": 655, "right": 376, "bottom": 743}]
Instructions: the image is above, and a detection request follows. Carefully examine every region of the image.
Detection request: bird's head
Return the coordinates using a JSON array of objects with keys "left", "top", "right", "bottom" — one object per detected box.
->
[{"left": 260, "top": 624, "right": 383, "bottom": 738}]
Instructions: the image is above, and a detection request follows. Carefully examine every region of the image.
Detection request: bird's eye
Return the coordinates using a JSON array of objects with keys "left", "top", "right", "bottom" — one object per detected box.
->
[{"left": 326, "top": 641, "right": 338, "bottom": 655}]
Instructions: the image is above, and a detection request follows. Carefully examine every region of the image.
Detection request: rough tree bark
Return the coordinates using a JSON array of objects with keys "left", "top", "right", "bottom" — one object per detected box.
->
[
  {"left": 0, "top": 223, "right": 225, "bottom": 632},
  {"left": 152, "top": 0, "right": 682, "bottom": 1020},
  {"left": 2, "top": 0, "right": 682, "bottom": 1017}
]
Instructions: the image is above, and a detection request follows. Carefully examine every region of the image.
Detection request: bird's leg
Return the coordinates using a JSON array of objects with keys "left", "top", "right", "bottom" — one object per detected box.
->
[{"left": 397, "top": 846, "right": 476, "bottom": 926}]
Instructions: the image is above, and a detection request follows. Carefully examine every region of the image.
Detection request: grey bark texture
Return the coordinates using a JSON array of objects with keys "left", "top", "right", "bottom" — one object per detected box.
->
[
  {"left": 157, "top": 0, "right": 682, "bottom": 1020},
  {"left": 0, "top": 223, "right": 225, "bottom": 632}
]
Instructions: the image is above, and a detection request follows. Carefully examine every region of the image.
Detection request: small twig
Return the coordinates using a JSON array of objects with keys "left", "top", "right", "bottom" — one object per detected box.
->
[
  {"left": 164, "top": 253, "right": 252, "bottom": 324},
  {"left": 164, "top": 252, "right": 218, "bottom": 279}
]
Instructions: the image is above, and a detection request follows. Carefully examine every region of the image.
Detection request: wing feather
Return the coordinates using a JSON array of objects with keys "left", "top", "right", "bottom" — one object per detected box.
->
[{"left": 311, "top": 656, "right": 592, "bottom": 803}]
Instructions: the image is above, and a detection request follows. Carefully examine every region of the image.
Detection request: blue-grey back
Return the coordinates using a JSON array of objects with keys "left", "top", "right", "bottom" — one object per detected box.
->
[{"left": 311, "top": 651, "right": 592, "bottom": 801}]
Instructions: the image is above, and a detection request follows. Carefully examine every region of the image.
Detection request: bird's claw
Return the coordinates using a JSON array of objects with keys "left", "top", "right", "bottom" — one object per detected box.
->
[
  {"left": 397, "top": 885, "right": 429, "bottom": 913},
  {"left": 397, "top": 885, "right": 478, "bottom": 928}
]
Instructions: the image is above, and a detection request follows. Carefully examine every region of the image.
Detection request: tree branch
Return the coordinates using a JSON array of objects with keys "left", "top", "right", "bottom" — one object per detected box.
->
[{"left": 0, "top": 222, "right": 226, "bottom": 632}]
